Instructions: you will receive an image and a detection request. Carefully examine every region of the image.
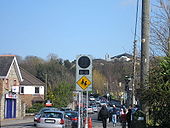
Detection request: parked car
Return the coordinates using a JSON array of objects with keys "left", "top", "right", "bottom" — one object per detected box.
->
[
  {"left": 100, "top": 101, "right": 107, "bottom": 106},
  {"left": 95, "top": 99, "right": 101, "bottom": 104},
  {"left": 86, "top": 106, "right": 94, "bottom": 114},
  {"left": 60, "top": 107, "right": 72, "bottom": 111},
  {"left": 36, "top": 110, "right": 72, "bottom": 128},
  {"left": 89, "top": 96, "right": 95, "bottom": 101},
  {"left": 64, "top": 111, "right": 78, "bottom": 128},
  {"left": 92, "top": 105, "right": 98, "bottom": 112},
  {"left": 34, "top": 107, "right": 58, "bottom": 126}
]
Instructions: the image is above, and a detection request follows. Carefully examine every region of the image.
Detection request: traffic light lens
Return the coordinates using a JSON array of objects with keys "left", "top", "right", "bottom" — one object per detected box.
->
[{"left": 78, "top": 56, "right": 90, "bottom": 68}]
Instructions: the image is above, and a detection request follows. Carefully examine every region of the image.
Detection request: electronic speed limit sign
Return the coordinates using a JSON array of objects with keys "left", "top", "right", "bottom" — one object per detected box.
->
[{"left": 76, "top": 55, "right": 92, "bottom": 91}]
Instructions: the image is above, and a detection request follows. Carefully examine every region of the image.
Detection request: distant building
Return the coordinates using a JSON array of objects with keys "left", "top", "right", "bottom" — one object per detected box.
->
[
  {"left": 20, "top": 67, "right": 45, "bottom": 108},
  {"left": 110, "top": 53, "right": 133, "bottom": 62},
  {"left": 105, "top": 53, "right": 110, "bottom": 61}
]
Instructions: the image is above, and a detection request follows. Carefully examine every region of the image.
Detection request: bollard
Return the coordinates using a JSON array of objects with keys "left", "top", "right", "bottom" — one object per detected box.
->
[
  {"left": 88, "top": 117, "right": 92, "bottom": 128},
  {"left": 84, "top": 117, "right": 88, "bottom": 128}
]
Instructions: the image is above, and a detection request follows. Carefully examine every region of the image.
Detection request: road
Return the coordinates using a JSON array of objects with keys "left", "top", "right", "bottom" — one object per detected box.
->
[
  {"left": 90, "top": 113, "right": 122, "bottom": 128},
  {"left": 1, "top": 113, "right": 122, "bottom": 128}
]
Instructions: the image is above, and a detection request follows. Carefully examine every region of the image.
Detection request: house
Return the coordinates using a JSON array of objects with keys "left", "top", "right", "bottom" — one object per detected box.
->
[
  {"left": 0, "top": 55, "right": 24, "bottom": 119},
  {"left": 0, "top": 55, "right": 45, "bottom": 119},
  {"left": 110, "top": 53, "right": 133, "bottom": 62},
  {"left": 20, "top": 67, "right": 45, "bottom": 108}
]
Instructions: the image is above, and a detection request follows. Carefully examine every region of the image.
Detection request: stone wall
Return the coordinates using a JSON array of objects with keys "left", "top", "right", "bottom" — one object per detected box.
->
[
  {"left": 20, "top": 94, "right": 44, "bottom": 108},
  {"left": 0, "top": 80, "right": 5, "bottom": 119},
  {"left": 0, "top": 63, "right": 24, "bottom": 120},
  {"left": 0, "top": 80, "right": 3, "bottom": 120}
]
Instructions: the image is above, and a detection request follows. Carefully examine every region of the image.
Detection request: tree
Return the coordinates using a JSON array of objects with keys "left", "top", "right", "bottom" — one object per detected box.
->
[
  {"left": 142, "top": 57, "right": 170, "bottom": 127},
  {"left": 20, "top": 56, "right": 44, "bottom": 76},
  {"left": 93, "top": 59, "right": 135, "bottom": 98},
  {"left": 47, "top": 81, "right": 74, "bottom": 108},
  {"left": 151, "top": 0, "right": 170, "bottom": 56},
  {"left": 93, "top": 69, "right": 107, "bottom": 95}
]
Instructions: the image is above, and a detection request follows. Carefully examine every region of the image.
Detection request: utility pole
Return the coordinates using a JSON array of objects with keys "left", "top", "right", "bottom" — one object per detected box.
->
[
  {"left": 168, "top": 18, "right": 170, "bottom": 56},
  {"left": 140, "top": 0, "right": 150, "bottom": 109},
  {"left": 45, "top": 73, "right": 48, "bottom": 100},
  {"left": 132, "top": 40, "right": 137, "bottom": 107}
]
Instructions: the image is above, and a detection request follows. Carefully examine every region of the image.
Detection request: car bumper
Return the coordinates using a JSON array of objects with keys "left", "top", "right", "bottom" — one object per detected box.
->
[{"left": 36, "top": 123, "right": 64, "bottom": 128}]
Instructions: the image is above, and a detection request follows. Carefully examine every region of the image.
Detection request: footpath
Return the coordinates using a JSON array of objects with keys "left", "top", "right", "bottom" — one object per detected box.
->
[
  {"left": 93, "top": 121, "right": 122, "bottom": 128},
  {"left": 0, "top": 116, "right": 34, "bottom": 127}
]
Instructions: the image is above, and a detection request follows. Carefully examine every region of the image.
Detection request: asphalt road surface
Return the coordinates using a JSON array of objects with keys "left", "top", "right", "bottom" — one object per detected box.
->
[{"left": 1, "top": 113, "right": 122, "bottom": 128}]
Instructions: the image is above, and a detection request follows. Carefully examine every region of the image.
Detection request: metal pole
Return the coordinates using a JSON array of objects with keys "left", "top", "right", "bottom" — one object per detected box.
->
[
  {"left": 85, "top": 91, "right": 89, "bottom": 128},
  {"left": 140, "top": 0, "right": 150, "bottom": 109},
  {"left": 78, "top": 92, "right": 81, "bottom": 128},
  {"left": 81, "top": 92, "right": 84, "bottom": 127}
]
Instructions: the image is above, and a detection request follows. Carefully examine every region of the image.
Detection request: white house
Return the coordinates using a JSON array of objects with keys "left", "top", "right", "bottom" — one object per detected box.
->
[
  {"left": 20, "top": 67, "right": 45, "bottom": 108},
  {"left": 110, "top": 53, "right": 133, "bottom": 62}
]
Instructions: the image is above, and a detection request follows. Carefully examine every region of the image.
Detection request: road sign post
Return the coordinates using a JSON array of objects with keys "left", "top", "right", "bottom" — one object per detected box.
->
[{"left": 76, "top": 55, "right": 92, "bottom": 128}]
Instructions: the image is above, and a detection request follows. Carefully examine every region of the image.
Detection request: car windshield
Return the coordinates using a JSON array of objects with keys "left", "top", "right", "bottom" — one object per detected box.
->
[{"left": 42, "top": 112, "right": 63, "bottom": 118}]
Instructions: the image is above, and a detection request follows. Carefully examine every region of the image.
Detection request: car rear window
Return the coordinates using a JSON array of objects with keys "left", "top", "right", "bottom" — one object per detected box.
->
[
  {"left": 42, "top": 112, "right": 63, "bottom": 118},
  {"left": 65, "top": 112, "right": 78, "bottom": 118}
]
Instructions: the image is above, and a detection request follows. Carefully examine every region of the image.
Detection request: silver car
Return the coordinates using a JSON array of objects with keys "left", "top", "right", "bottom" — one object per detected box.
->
[
  {"left": 34, "top": 107, "right": 58, "bottom": 126},
  {"left": 92, "top": 105, "right": 98, "bottom": 112},
  {"left": 36, "top": 110, "right": 72, "bottom": 128}
]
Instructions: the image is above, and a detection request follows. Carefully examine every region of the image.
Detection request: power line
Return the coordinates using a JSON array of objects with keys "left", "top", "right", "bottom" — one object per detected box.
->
[{"left": 134, "top": 0, "right": 140, "bottom": 41}]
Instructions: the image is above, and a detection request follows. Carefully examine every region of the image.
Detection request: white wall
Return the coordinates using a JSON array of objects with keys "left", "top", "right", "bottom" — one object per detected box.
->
[{"left": 20, "top": 86, "right": 44, "bottom": 95}]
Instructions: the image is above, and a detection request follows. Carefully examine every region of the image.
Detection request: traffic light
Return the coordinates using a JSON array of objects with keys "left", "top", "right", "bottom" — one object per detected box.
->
[{"left": 76, "top": 55, "right": 92, "bottom": 91}]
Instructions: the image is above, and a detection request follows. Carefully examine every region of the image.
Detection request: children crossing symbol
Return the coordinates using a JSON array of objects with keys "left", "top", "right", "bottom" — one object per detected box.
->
[{"left": 77, "top": 76, "right": 91, "bottom": 90}]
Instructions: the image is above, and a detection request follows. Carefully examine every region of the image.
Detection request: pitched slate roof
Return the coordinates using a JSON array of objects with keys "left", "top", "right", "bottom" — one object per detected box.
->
[
  {"left": 20, "top": 67, "right": 45, "bottom": 86},
  {"left": 0, "top": 55, "right": 16, "bottom": 77}
]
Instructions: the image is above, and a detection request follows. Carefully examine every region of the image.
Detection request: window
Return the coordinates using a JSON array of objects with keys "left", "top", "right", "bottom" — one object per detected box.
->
[
  {"left": 35, "top": 87, "right": 39, "bottom": 94},
  {"left": 13, "top": 80, "right": 17, "bottom": 86},
  {"left": 20, "top": 87, "right": 24, "bottom": 94},
  {"left": 5, "top": 79, "right": 9, "bottom": 89}
]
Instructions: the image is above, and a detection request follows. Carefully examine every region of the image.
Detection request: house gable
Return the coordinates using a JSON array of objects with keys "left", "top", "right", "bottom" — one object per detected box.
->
[{"left": 0, "top": 55, "right": 23, "bottom": 82}]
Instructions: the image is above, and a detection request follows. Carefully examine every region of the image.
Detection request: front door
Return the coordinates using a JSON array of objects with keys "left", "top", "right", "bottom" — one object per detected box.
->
[{"left": 5, "top": 99, "right": 16, "bottom": 118}]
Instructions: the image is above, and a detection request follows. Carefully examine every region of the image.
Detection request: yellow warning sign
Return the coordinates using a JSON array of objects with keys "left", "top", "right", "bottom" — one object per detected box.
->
[{"left": 77, "top": 76, "right": 91, "bottom": 90}]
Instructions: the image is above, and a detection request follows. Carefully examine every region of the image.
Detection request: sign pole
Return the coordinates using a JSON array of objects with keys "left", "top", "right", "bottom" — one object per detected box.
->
[
  {"left": 81, "top": 92, "right": 84, "bottom": 127},
  {"left": 78, "top": 91, "right": 81, "bottom": 128},
  {"left": 85, "top": 91, "right": 89, "bottom": 128}
]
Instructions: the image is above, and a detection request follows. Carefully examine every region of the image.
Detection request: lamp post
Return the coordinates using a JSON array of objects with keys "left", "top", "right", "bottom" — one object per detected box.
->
[{"left": 45, "top": 73, "right": 48, "bottom": 100}]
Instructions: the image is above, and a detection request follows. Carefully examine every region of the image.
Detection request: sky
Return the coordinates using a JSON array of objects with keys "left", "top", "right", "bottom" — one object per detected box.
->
[{"left": 0, "top": 0, "right": 142, "bottom": 61}]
